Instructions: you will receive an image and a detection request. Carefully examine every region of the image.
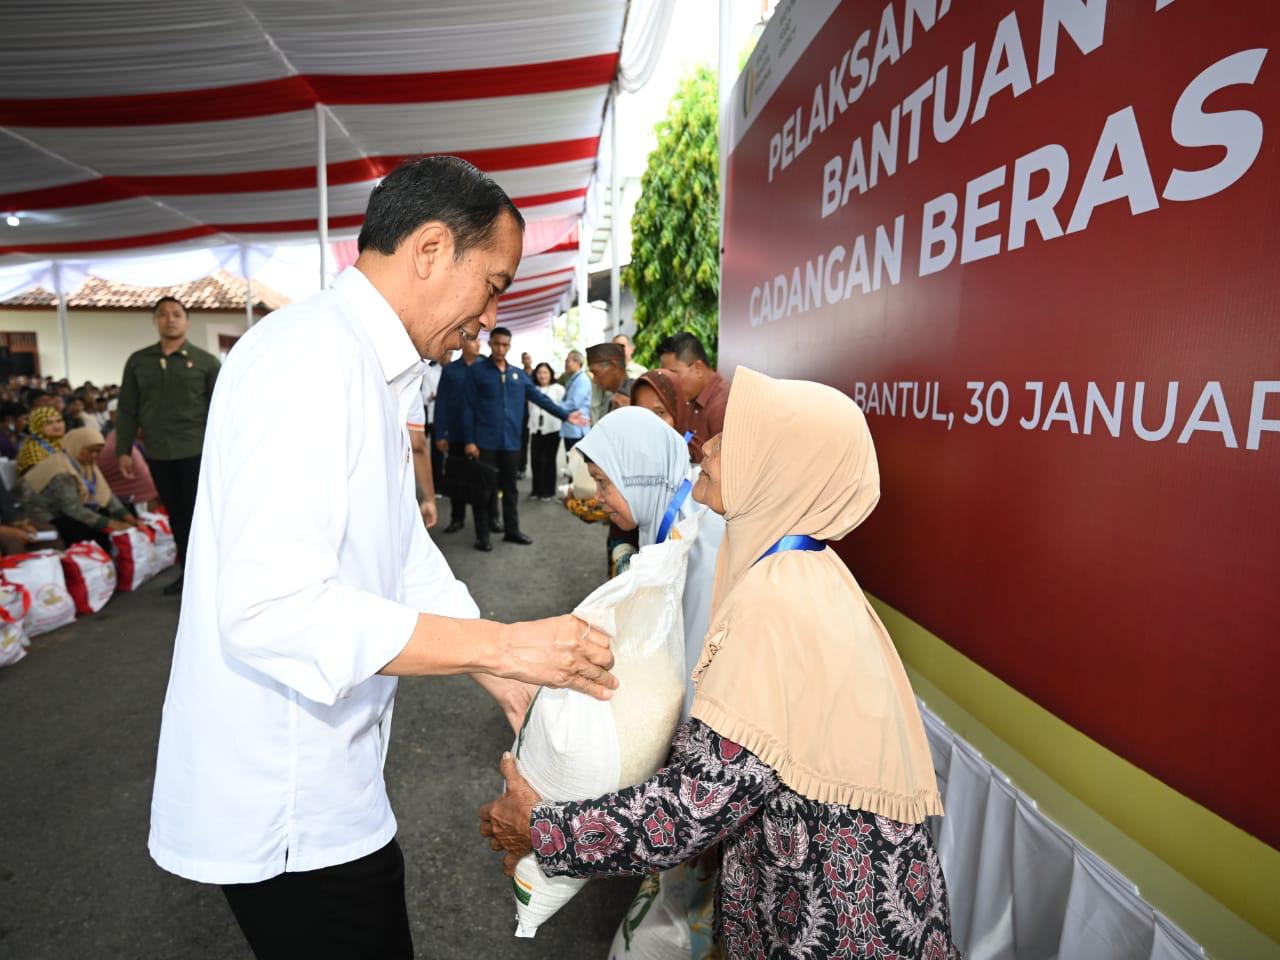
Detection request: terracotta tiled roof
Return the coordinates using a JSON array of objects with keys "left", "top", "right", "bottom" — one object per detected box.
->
[{"left": 0, "top": 270, "right": 290, "bottom": 312}]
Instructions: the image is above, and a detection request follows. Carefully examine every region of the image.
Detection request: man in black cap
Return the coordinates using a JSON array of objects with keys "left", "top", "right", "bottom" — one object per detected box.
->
[
  {"left": 585, "top": 341, "right": 634, "bottom": 427},
  {"left": 583, "top": 341, "right": 639, "bottom": 577}
]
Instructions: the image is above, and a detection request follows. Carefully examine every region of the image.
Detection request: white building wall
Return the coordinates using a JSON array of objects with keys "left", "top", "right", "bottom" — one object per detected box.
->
[{"left": 0, "top": 309, "right": 247, "bottom": 385}]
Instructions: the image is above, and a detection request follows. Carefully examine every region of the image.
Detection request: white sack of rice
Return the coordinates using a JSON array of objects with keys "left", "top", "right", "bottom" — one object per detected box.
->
[{"left": 509, "top": 514, "right": 700, "bottom": 938}]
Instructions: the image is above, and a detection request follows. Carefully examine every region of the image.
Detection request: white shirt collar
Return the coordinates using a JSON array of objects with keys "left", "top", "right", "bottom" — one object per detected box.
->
[{"left": 332, "top": 266, "right": 424, "bottom": 385}]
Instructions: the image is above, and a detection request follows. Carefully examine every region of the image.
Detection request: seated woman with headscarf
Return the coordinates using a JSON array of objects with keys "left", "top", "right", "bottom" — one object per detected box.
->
[
  {"left": 18, "top": 426, "right": 143, "bottom": 550},
  {"left": 16, "top": 406, "right": 67, "bottom": 477},
  {"left": 482, "top": 368, "right": 956, "bottom": 959}
]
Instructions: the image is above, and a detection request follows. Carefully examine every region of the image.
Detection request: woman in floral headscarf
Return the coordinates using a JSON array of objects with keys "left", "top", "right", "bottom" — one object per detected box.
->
[
  {"left": 482, "top": 368, "right": 957, "bottom": 960},
  {"left": 16, "top": 406, "right": 66, "bottom": 475}
]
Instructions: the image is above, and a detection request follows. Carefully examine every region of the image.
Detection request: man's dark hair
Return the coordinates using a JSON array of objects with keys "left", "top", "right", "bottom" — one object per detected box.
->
[
  {"left": 659, "top": 332, "right": 710, "bottom": 365},
  {"left": 153, "top": 296, "right": 187, "bottom": 316},
  {"left": 357, "top": 156, "right": 525, "bottom": 257},
  {"left": 490, "top": 327, "right": 513, "bottom": 340}
]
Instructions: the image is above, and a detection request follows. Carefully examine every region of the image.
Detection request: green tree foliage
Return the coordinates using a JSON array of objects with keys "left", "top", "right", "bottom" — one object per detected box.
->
[{"left": 625, "top": 64, "right": 720, "bottom": 368}]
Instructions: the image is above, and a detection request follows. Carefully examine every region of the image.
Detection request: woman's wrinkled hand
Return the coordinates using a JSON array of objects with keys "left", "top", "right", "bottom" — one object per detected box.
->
[{"left": 479, "top": 752, "right": 542, "bottom": 877}]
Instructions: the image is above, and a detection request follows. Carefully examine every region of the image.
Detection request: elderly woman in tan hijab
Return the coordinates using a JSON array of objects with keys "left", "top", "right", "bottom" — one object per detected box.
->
[
  {"left": 18, "top": 426, "right": 142, "bottom": 550},
  {"left": 481, "top": 368, "right": 957, "bottom": 959}
]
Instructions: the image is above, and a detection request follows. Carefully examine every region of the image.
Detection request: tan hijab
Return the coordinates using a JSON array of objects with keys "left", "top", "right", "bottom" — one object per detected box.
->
[
  {"left": 25, "top": 426, "right": 113, "bottom": 507},
  {"left": 690, "top": 367, "right": 942, "bottom": 823}
]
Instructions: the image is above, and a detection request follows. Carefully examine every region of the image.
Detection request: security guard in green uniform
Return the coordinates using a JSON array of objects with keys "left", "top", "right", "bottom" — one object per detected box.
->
[{"left": 116, "top": 296, "right": 220, "bottom": 595}]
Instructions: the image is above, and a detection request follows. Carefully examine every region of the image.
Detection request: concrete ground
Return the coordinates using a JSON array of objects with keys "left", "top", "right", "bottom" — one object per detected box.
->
[{"left": 0, "top": 493, "right": 637, "bottom": 959}]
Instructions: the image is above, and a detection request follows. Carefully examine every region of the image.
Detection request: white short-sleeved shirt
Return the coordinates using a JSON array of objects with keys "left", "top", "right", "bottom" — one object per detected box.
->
[
  {"left": 149, "top": 267, "right": 478, "bottom": 884},
  {"left": 407, "top": 391, "right": 426, "bottom": 431}
]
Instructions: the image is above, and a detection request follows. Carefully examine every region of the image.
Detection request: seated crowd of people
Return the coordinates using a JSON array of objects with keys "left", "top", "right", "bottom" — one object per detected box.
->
[{"left": 0, "top": 376, "right": 161, "bottom": 557}]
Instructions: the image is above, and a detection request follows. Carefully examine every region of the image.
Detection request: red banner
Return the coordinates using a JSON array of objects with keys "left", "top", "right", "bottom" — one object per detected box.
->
[{"left": 721, "top": 0, "right": 1279, "bottom": 848}]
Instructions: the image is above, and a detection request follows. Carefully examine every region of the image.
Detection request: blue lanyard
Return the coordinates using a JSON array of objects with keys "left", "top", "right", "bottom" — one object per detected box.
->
[
  {"left": 34, "top": 436, "right": 56, "bottom": 454},
  {"left": 754, "top": 535, "right": 825, "bottom": 566},
  {"left": 655, "top": 478, "right": 693, "bottom": 544},
  {"left": 68, "top": 452, "right": 96, "bottom": 498},
  {"left": 683, "top": 430, "right": 694, "bottom": 443}
]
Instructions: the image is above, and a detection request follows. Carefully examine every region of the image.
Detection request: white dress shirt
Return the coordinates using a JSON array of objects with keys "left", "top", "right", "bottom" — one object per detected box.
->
[
  {"left": 529, "top": 382, "right": 565, "bottom": 435},
  {"left": 149, "top": 267, "right": 478, "bottom": 884},
  {"left": 421, "top": 360, "right": 443, "bottom": 425}
]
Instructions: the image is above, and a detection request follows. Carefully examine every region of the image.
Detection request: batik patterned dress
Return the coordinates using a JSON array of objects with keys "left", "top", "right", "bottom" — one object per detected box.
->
[{"left": 533, "top": 720, "right": 959, "bottom": 959}]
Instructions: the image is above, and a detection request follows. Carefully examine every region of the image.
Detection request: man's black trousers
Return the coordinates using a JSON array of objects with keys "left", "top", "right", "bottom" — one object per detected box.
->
[
  {"left": 474, "top": 448, "right": 521, "bottom": 542},
  {"left": 529, "top": 432, "right": 561, "bottom": 499},
  {"left": 444, "top": 441, "right": 474, "bottom": 526},
  {"left": 222, "top": 839, "right": 413, "bottom": 960},
  {"left": 147, "top": 454, "right": 201, "bottom": 564}
]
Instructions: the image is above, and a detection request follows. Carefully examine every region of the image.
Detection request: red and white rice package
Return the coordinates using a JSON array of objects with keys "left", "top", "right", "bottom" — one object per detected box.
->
[
  {"left": 0, "top": 577, "right": 31, "bottom": 667},
  {"left": 111, "top": 526, "right": 159, "bottom": 592},
  {"left": 0, "top": 550, "right": 76, "bottom": 636},
  {"left": 60, "top": 542, "right": 118, "bottom": 615},
  {"left": 139, "top": 512, "right": 178, "bottom": 572}
]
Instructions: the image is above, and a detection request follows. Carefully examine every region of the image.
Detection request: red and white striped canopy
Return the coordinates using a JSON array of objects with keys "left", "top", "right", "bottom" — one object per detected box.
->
[{"left": 0, "top": 1, "right": 665, "bottom": 329}]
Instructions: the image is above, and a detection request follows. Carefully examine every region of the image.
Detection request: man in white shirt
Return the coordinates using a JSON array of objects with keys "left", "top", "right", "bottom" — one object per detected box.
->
[
  {"left": 405, "top": 389, "right": 436, "bottom": 529},
  {"left": 149, "top": 156, "right": 612, "bottom": 959},
  {"left": 422, "top": 354, "right": 447, "bottom": 492}
]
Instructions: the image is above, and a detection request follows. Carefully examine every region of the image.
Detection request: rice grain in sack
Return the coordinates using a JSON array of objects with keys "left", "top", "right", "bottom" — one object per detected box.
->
[{"left": 509, "top": 514, "right": 699, "bottom": 938}]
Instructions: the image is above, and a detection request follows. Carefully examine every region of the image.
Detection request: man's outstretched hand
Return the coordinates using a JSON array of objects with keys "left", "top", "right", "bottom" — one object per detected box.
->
[
  {"left": 473, "top": 675, "right": 538, "bottom": 734},
  {"left": 494, "top": 615, "right": 615, "bottom": 700}
]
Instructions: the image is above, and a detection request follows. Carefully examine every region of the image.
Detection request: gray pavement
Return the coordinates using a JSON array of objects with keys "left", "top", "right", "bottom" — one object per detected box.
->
[{"left": 0, "top": 493, "right": 637, "bottom": 959}]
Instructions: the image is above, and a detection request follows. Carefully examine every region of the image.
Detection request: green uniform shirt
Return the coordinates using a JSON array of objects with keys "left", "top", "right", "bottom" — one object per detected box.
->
[{"left": 115, "top": 341, "right": 220, "bottom": 460}]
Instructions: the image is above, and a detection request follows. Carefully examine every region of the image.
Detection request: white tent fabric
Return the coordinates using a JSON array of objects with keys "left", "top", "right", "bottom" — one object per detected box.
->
[
  {"left": 618, "top": 0, "right": 677, "bottom": 92},
  {"left": 0, "top": 0, "right": 675, "bottom": 330},
  {"left": 921, "top": 705, "right": 1205, "bottom": 960}
]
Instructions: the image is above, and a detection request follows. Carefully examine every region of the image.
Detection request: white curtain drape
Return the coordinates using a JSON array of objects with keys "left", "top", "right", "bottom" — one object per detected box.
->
[
  {"left": 0, "top": 261, "right": 55, "bottom": 300},
  {"left": 921, "top": 704, "right": 1205, "bottom": 960},
  {"left": 616, "top": 0, "right": 676, "bottom": 92},
  {"left": 0, "top": 244, "right": 280, "bottom": 300}
]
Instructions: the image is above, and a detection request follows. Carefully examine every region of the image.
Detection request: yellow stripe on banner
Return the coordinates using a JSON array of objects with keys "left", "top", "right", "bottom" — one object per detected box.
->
[{"left": 868, "top": 595, "right": 1280, "bottom": 960}]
